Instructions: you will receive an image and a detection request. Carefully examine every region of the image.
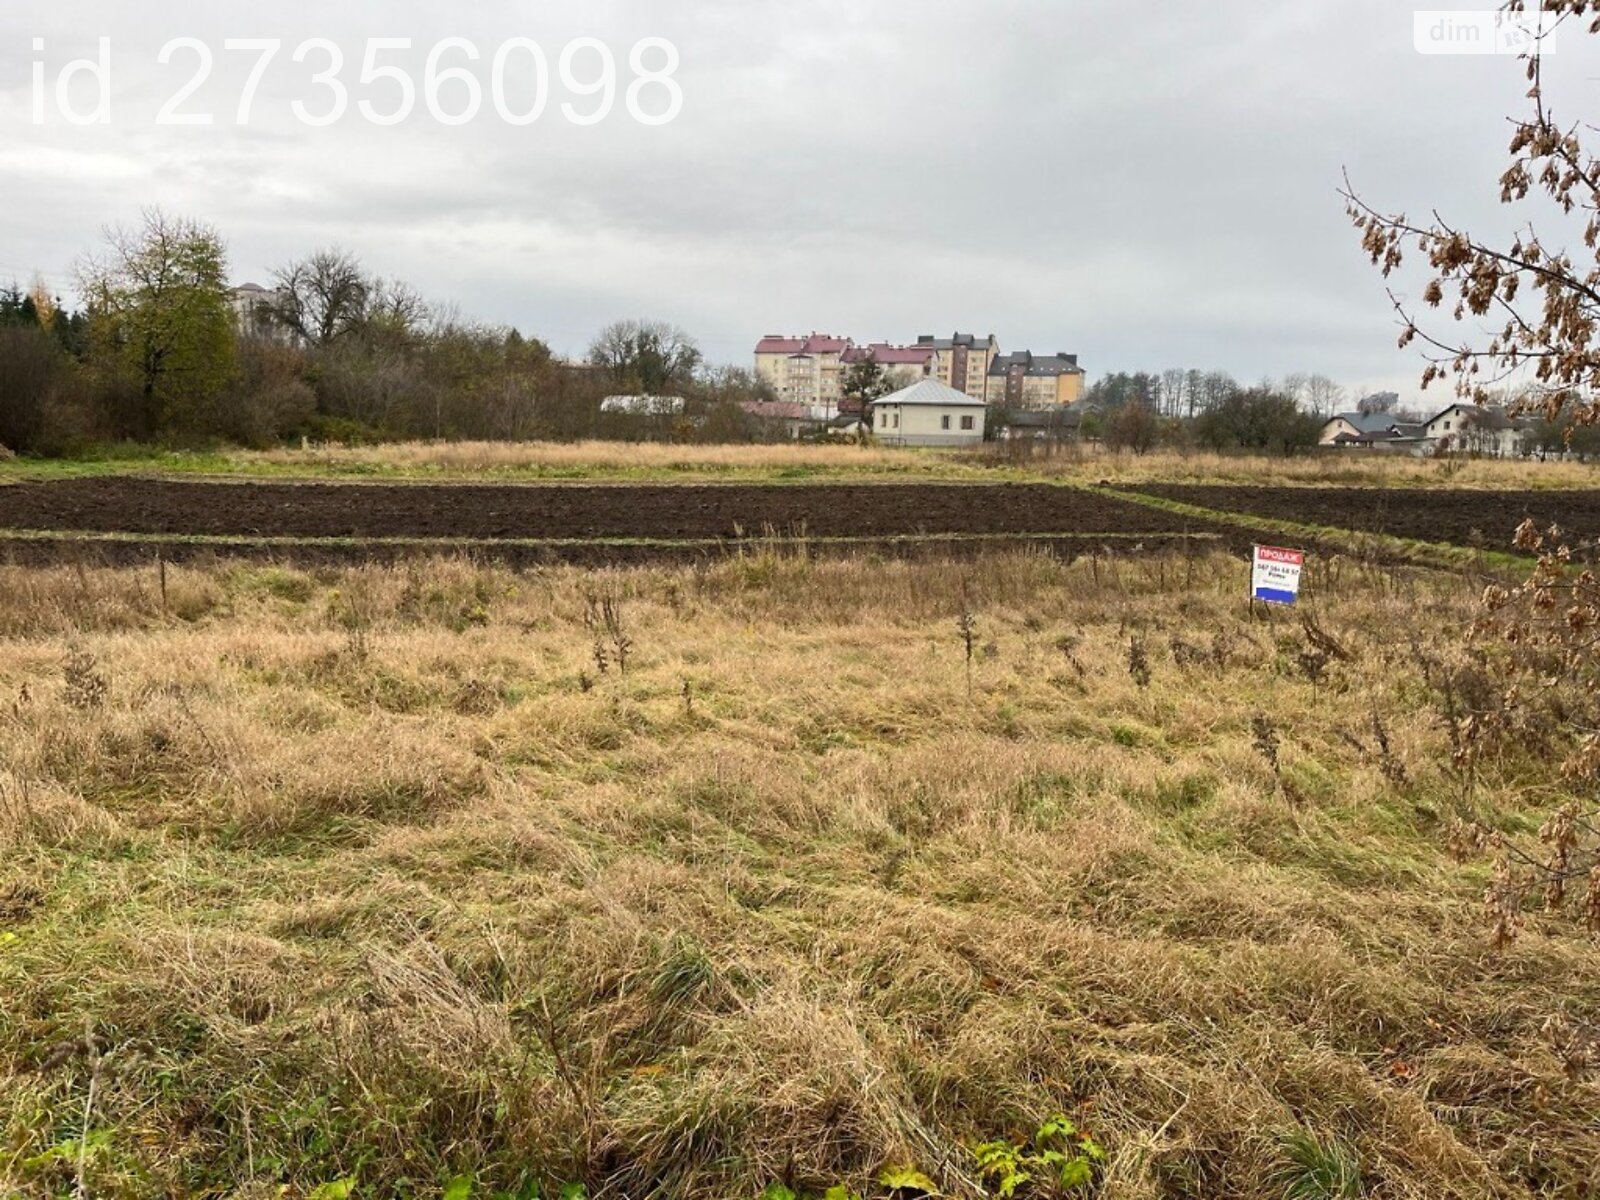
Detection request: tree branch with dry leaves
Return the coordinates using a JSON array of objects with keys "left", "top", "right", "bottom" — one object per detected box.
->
[{"left": 1342, "top": 2, "right": 1600, "bottom": 418}]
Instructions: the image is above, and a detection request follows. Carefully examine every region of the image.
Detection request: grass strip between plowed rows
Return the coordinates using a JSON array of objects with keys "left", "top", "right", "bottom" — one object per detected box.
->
[{"left": 1103, "top": 486, "right": 1530, "bottom": 573}]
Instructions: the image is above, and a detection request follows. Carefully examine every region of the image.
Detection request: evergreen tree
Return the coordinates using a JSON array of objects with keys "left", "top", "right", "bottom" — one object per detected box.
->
[{"left": 0, "top": 282, "right": 25, "bottom": 327}]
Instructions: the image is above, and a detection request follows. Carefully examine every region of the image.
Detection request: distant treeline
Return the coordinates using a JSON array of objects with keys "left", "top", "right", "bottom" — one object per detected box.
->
[
  {"left": 1075, "top": 370, "right": 1600, "bottom": 458},
  {"left": 9, "top": 208, "right": 1580, "bottom": 460},
  {"left": 0, "top": 209, "right": 779, "bottom": 456}
]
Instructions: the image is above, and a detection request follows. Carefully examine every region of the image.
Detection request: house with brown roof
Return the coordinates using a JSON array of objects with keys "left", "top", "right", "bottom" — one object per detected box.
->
[{"left": 753, "top": 333, "right": 855, "bottom": 412}]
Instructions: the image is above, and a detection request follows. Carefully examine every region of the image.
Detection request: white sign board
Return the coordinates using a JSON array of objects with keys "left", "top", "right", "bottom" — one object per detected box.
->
[{"left": 1251, "top": 545, "right": 1304, "bottom": 605}]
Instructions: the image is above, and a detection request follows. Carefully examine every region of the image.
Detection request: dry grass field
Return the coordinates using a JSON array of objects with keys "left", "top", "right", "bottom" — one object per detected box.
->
[
  {"left": 234, "top": 440, "right": 936, "bottom": 480},
  {"left": 10, "top": 440, "right": 1598, "bottom": 491},
  {"left": 2, "top": 548, "right": 1598, "bottom": 1199},
  {"left": 231, "top": 441, "right": 1600, "bottom": 490},
  {"left": 1020, "top": 448, "right": 1600, "bottom": 491}
]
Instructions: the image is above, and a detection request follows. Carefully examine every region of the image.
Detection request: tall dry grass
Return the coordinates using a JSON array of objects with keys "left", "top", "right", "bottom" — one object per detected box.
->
[
  {"left": 214, "top": 438, "right": 1600, "bottom": 490},
  {"left": 963, "top": 443, "right": 1600, "bottom": 490},
  {"left": 232, "top": 439, "right": 935, "bottom": 478},
  {"left": 1, "top": 550, "right": 1596, "bottom": 1198}
]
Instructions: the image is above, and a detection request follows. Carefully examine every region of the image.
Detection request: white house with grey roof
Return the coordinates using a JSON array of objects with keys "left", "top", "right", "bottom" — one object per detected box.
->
[
  {"left": 1320, "top": 404, "right": 1534, "bottom": 457},
  {"left": 1318, "top": 410, "right": 1423, "bottom": 448},
  {"left": 1423, "top": 404, "right": 1531, "bottom": 457},
  {"left": 869, "top": 378, "right": 986, "bottom": 446}
]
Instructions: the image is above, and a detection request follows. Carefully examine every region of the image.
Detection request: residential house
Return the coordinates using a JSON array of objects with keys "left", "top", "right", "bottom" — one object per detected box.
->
[
  {"left": 869, "top": 378, "right": 986, "bottom": 446},
  {"left": 1318, "top": 410, "right": 1426, "bottom": 449},
  {"left": 987, "top": 351, "right": 1086, "bottom": 408},
  {"left": 915, "top": 332, "right": 1000, "bottom": 400},
  {"left": 1423, "top": 403, "right": 1531, "bottom": 457},
  {"left": 753, "top": 334, "right": 855, "bottom": 411},
  {"left": 995, "top": 407, "right": 1081, "bottom": 441}
]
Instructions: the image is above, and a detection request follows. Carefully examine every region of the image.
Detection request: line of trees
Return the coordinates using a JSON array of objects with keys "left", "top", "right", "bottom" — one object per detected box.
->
[
  {"left": 1082, "top": 369, "right": 1351, "bottom": 422},
  {"left": 2, "top": 208, "right": 1405, "bottom": 460},
  {"left": 0, "top": 209, "right": 780, "bottom": 456},
  {"left": 1054, "top": 370, "right": 1333, "bottom": 455}
]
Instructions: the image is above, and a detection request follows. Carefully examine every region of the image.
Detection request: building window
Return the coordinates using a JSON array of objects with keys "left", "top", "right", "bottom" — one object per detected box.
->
[
  {"left": 960, "top": 415, "right": 975, "bottom": 431},
  {"left": 941, "top": 414, "right": 951, "bottom": 430},
  {"left": 878, "top": 410, "right": 888, "bottom": 429},
  {"left": 893, "top": 413, "right": 900, "bottom": 429}
]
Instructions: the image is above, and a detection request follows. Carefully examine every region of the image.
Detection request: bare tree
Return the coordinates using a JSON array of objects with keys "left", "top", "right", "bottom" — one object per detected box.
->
[
  {"left": 1198, "top": 370, "right": 1239, "bottom": 414},
  {"left": 1106, "top": 397, "right": 1159, "bottom": 454},
  {"left": 588, "top": 319, "right": 701, "bottom": 394},
  {"left": 271, "top": 248, "right": 369, "bottom": 346},
  {"left": 1281, "top": 372, "right": 1311, "bottom": 411},
  {"left": 366, "top": 278, "right": 430, "bottom": 334},
  {"left": 1303, "top": 374, "right": 1346, "bottom": 418},
  {"left": 1159, "top": 368, "right": 1188, "bottom": 418}
]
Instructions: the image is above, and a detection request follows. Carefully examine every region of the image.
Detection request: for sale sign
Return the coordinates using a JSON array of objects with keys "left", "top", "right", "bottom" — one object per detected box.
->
[{"left": 1251, "top": 544, "right": 1304, "bottom": 605}]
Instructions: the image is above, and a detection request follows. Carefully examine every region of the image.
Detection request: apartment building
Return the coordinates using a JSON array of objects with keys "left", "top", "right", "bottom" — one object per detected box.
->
[
  {"left": 753, "top": 333, "right": 854, "bottom": 410},
  {"left": 755, "top": 330, "right": 1080, "bottom": 409},
  {"left": 915, "top": 332, "right": 1000, "bottom": 400},
  {"left": 841, "top": 342, "right": 935, "bottom": 386},
  {"left": 986, "top": 351, "right": 1086, "bottom": 408}
]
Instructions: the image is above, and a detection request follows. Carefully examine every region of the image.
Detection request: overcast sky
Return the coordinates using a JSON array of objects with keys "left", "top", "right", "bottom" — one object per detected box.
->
[{"left": 3, "top": 2, "right": 1596, "bottom": 399}]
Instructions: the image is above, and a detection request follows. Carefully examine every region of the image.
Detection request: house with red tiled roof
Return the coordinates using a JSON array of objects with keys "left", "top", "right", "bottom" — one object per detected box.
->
[
  {"left": 753, "top": 333, "right": 857, "bottom": 412},
  {"left": 840, "top": 341, "right": 937, "bottom": 388},
  {"left": 841, "top": 342, "right": 935, "bottom": 369}
]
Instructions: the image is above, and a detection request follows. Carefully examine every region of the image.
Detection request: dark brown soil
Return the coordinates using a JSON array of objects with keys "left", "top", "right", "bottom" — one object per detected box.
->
[
  {"left": 0, "top": 479, "right": 1217, "bottom": 541},
  {"left": 1122, "top": 484, "right": 1600, "bottom": 551}
]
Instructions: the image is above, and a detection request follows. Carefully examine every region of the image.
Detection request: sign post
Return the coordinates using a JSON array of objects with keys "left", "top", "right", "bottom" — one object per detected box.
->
[{"left": 1250, "top": 544, "right": 1305, "bottom": 606}]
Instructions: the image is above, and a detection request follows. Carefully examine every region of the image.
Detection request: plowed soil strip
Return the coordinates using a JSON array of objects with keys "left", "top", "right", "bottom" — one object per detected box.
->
[
  {"left": 1120, "top": 484, "right": 1600, "bottom": 550},
  {"left": 0, "top": 478, "right": 1226, "bottom": 541}
]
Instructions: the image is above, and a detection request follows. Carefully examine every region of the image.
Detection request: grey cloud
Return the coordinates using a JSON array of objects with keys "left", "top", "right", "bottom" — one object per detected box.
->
[{"left": 3, "top": 0, "right": 1597, "bottom": 393}]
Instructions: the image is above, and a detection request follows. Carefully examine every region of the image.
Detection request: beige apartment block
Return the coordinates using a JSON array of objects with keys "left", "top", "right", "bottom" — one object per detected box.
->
[
  {"left": 753, "top": 333, "right": 854, "bottom": 409},
  {"left": 755, "top": 331, "right": 1079, "bottom": 411},
  {"left": 985, "top": 350, "right": 1085, "bottom": 408}
]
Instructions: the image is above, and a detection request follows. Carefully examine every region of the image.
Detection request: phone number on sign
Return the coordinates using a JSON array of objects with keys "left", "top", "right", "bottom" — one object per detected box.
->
[{"left": 34, "top": 36, "right": 683, "bottom": 127}]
